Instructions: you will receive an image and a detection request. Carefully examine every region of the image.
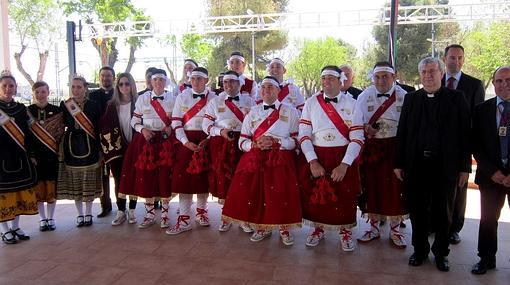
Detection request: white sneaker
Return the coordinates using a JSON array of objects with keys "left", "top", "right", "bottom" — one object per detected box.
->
[
  {"left": 111, "top": 211, "right": 126, "bottom": 226},
  {"left": 218, "top": 220, "right": 232, "bottom": 232},
  {"left": 340, "top": 228, "right": 355, "bottom": 252},
  {"left": 390, "top": 232, "right": 407, "bottom": 249},
  {"left": 358, "top": 230, "right": 380, "bottom": 243},
  {"left": 305, "top": 228, "right": 325, "bottom": 247},
  {"left": 250, "top": 230, "right": 272, "bottom": 242},
  {"left": 279, "top": 230, "right": 294, "bottom": 246},
  {"left": 165, "top": 215, "right": 192, "bottom": 235},
  {"left": 240, "top": 223, "right": 254, "bottom": 233},
  {"left": 127, "top": 209, "right": 137, "bottom": 224},
  {"left": 195, "top": 208, "right": 210, "bottom": 227},
  {"left": 138, "top": 217, "right": 156, "bottom": 229}
]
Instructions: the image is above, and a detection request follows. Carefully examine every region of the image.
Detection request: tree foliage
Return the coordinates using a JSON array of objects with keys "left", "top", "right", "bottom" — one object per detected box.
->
[
  {"left": 205, "top": 0, "right": 289, "bottom": 84},
  {"left": 286, "top": 37, "right": 354, "bottom": 96},
  {"left": 9, "top": 0, "right": 62, "bottom": 86},
  {"left": 180, "top": 34, "right": 214, "bottom": 67},
  {"left": 62, "top": 0, "right": 150, "bottom": 73},
  {"left": 462, "top": 21, "right": 510, "bottom": 89}
]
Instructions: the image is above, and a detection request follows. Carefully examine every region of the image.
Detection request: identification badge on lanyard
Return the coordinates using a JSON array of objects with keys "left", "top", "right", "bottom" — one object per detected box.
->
[{"left": 499, "top": 126, "right": 507, "bottom": 137}]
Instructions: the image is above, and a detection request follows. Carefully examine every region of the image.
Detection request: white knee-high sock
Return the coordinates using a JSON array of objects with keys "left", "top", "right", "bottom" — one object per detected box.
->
[
  {"left": 47, "top": 202, "right": 56, "bottom": 219},
  {"left": 178, "top": 194, "right": 193, "bottom": 217},
  {"left": 75, "top": 200, "right": 84, "bottom": 216},
  {"left": 85, "top": 201, "right": 93, "bottom": 216},
  {"left": 38, "top": 202, "right": 47, "bottom": 220},
  {"left": 196, "top": 193, "right": 208, "bottom": 210}
]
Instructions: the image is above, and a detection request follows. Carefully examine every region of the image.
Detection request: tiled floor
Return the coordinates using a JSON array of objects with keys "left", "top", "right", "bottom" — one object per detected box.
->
[{"left": 1, "top": 191, "right": 509, "bottom": 285}]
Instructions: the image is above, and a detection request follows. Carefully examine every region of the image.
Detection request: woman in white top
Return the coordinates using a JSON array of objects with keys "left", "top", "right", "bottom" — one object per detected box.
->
[{"left": 99, "top": 73, "right": 139, "bottom": 226}]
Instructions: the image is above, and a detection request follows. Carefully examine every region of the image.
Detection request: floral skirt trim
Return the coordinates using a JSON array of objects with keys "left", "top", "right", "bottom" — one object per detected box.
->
[
  {"left": 302, "top": 219, "right": 357, "bottom": 230},
  {"left": 362, "top": 213, "right": 409, "bottom": 222},
  {"left": 222, "top": 215, "right": 302, "bottom": 230},
  {"left": 34, "top": 180, "right": 57, "bottom": 203},
  {"left": 0, "top": 189, "right": 38, "bottom": 222}
]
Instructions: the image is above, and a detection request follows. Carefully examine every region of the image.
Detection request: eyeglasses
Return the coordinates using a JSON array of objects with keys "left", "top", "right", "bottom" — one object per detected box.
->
[{"left": 118, "top": 82, "right": 130, "bottom": 87}]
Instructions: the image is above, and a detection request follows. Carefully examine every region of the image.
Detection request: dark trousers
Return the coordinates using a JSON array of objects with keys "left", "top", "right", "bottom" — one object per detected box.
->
[
  {"left": 406, "top": 157, "right": 457, "bottom": 257},
  {"left": 109, "top": 158, "right": 137, "bottom": 211},
  {"left": 477, "top": 184, "right": 510, "bottom": 261},
  {"left": 100, "top": 164, "right": 112, "bottom": 210},
  {"left": 450, "top": 183, "right": 467, "bottom": 234}
]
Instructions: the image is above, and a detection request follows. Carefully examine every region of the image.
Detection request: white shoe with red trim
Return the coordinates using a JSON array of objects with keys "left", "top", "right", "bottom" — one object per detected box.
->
[
  {"left": 195, "top": 208, "right": 210, "bottom": 227},
  {"left": 218, "top": 220, "right": 232, "bottom": 232},
  {"left": 305, "top": 227, "right": 325, "bottom": 247},
  {"left": 340, "top": 228, "right": 355, "bottom": 252},
  {"left": 250, "top": 230, "right": 272, "bottom": 242},
  {"left": 279, "top": 230, "right": 294, "bottom": 246},
  {"left": 165, "top": 215, "right": 192, "bottom": 235}
]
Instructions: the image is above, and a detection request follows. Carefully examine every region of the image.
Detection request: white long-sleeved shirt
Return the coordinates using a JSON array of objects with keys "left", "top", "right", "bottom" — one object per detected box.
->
[
  {"left": 238, "top": 100, "right": 299, "bottom": 152},
  {"left": 202, "top": 92, "right": 255, "bottom": 136},
  {"left": 171, "top": 88, "right": 216, "bottom": 144},
  {"left": 355, "top": 84, "right": 407, "bottom": 138},
  {"left": 298, "top": 91, "right": 364, "bottom": 165},
  {"left": 131, "top": 90, "right": 176, "bottom": 133}
]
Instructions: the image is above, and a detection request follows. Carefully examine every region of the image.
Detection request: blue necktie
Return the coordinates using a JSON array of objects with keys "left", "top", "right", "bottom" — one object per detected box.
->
[{"left": 500, "top": 101, "right": 510, "bottom": 166}]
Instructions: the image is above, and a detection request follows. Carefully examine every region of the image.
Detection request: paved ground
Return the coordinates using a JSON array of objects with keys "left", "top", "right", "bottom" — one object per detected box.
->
[{"left": 0, "top": 189, "right": 509, "bottom": 285}]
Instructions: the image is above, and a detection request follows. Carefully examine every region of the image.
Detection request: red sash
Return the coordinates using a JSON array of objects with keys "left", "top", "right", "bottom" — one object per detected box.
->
[
  {"left": 253, "top": 106, "right": 281, "bottom": 141},
  {"left": 30, "top": 121, "right": 58, "bottom": 153},
  {"left": 316, "top": 94, "right": 350, "bottom": 140},
  {"left": 278, "top": 84, "right": 290, "bottom": 102},
  {"left": 64, "top": 99, "right": 96, "bottom": 139},
  {"left": 150, "top": 97, "right": 172, "bottom": 126},
  {"left": 368, "top": 90, "right": 397, "bottom": 126},
  {"left": 0, "top": 109, "right": 25, "bottom": 151},
  {"left": 182, "top": 93, "right": 208, "bottom": 125},
  {"left": 241, "top": 78, "right": 253, "bottom": 94},
  {"left": 224, "top": 100, "right": 245, "bottom": 122},
  {"left": 179, "top": 84, "right": 189, "bottom": 92}
]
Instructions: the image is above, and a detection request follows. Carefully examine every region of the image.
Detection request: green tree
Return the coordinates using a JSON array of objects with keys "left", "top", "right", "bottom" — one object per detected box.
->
[
  {"left": 62, "top": 0, "right": 150, "bottom": 72},
  {"left": 462, "top": 21, "right": 510, "bottom": 89},
  {"left": 9, "top": 0, "right": 62, "bottom": 86},
  {"left": 180, "top": 33, "right": 214, "bottom": 66},
  {"left": 286, "top": 37, "right": 354, "bottom": 96},
  {"left": 205, "top": 0, "right": 289, "bottom": 84}
]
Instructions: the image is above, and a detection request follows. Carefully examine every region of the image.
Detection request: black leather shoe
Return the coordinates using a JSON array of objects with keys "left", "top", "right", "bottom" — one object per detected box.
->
[
  {"left": 408, "top": 253, "right": 427, "bottom": 266},
  {"left": 84, "top": 215, "right": 93, "bottom": 226},
  {"left": 449, "top": 232, "right": 461, "bottom": 244},
  {"left": 1, "top": 231, "right": 17, "bottom": 244},
  {"left": 435, "top": 256, "right": 449, "bottom": 272},
  {"left": 76, "top": 215, "right": 85, "bottom": 227},
  {"left": 471, "top": 260, "right": 496, "bottom": 275},
  {"left": 97, "top": 207, "right": 112, "bottom": 218},
  {"left": 12, "top": 228, "right": 30, "bottom": 241},
  {"left": 39, "top": 219, "right": 49, "bottom": 232},
  {"left": 47, "top": 219, "right": 56, "bottom": 231}
]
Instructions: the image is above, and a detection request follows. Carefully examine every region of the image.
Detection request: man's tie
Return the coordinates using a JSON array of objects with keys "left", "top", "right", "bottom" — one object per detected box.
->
[
  {"left": 193, "top": 94, "right": 205, "bottom": 99},
  {"left": 152, "top": 96, "right": 164, "bottom": 100},
  {"left": 324, "top": 97, "right": 338, "bottom": 103},
  {"left": 226, "top": 96, "right": 239, "bottom": 102},
  {"left": 377, "top": 93, "right": 390, "bottom": 98},
  {"left": 500, "top": 101, "right": 510, "bottom": 166},
  {"left": 264, "top": 104, "right": 276, "bottom": 110},
  {"left": 447, "top": 77, "right": 456, "bottom": 90}
]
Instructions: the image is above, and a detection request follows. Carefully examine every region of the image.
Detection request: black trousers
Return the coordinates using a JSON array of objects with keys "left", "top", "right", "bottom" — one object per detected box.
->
[
  {"left": 450, "top": 183, "right": 467, "bottom": 234},
  {"left": 100, "top": 164, "right": 112, "bottom": 210},
  {"left": 406, "top": 157, "right": 457, "bottom": 257},
  {"left": 477, "top": 183, "right": 510, "bottom": 261},
  {"left": 109, "top": 157, "right": 137, "bottom": 211}
]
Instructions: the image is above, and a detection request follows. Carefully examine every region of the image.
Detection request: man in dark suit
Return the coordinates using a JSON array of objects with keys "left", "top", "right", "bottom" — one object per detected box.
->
[
  {"left": 89, "top": 66, "right": 115, "bottom": 218},
  {"left": 471, "top": 66, "right": 510, "bottom": 275},
  {"left": 138, "top": 67, "right": 158, "bottom": 95},
  {"left": 394, "top": 57, "right": 471, "bottom": 272},
  {"left": 442, "top": 44, "right": 485, "bottom": 245},
  {"left": 339, "top": 65, "right": 363, "bottom": 99}
]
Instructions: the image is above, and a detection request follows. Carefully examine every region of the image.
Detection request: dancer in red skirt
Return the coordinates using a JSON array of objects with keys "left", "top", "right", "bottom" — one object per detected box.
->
[
  {"left": 167, "top": 67, "right": 216, "bottom": 235},
  {"left": 356, "top": 62, "right": 409, "bottom": 249},
  {"left": 298, "top": 65, "right": 364, "bottom": 251},
  {"left": 119, "top": 69, "right": 176, "bottom": 229},
  {"left": 222, "top": 76, "right": 302, "bottom": 246},
  {"left": 202, "top": 71, "right": 255, "bottom": 232}
]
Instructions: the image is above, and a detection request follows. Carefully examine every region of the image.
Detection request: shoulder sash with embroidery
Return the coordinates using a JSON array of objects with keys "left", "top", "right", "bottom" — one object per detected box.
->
[
  {"left": 224, "top": 99, "right": 245, "bottom": 122},
  {"left": 252, "top": 106, "right": 281, "bottom": 141},
  {"left": 150, "top": 95, "right": 172, "bottom": 126},
  {"left": 182, "top": 93, "right": 208, "bottom": 125},
  {"left": 0, "top": 108, "right": 25, "bottom": 151},
  {"left": 27, "top": 111, "right": 58, "bottom": 154},
  {"left": 316, "top": 94, "right": 350, "bottom": 140},
  {"left": 368, "top": 90, "right": 397, "bottom": 126},
  {"left": 64, "top": 99, "right": 96, "bottom": 139}
]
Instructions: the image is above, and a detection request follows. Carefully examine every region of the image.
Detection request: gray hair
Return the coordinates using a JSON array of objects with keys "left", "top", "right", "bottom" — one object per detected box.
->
[{"left": 418, "top": 57, "right": 445, "bottom": 74}]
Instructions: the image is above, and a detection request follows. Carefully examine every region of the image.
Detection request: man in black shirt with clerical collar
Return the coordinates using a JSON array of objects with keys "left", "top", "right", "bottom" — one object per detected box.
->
[
  {"left": 394, "top": 57, "right": 471, "bottom": 272},
  {"left": 89, "top": 66, "right": 115, "bottom": 218}
]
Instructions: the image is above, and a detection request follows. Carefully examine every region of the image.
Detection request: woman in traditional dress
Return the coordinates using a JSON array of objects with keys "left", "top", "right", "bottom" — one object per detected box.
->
[
  {"left": 57, "top": 76, "right": 102, "bottom": 227},
  {"left": 99, "top": 73, "right": 139, "bottom": 226},
  {"left": 0, "top": 74, "right": 38, "bottom": 244},
  {"left": 28, "top": 81, "right": 64, "bottom": 231}
]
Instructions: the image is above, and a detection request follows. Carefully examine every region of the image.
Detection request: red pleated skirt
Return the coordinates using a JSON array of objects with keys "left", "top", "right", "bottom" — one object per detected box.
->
[
  {"left": 171, "top": 130, "right": 209, "bottom": 194},
  {"left": 361, "top": 137, "right": 407, "bottom": 217},
  {"left": 208, "top": 133, "right": 242, "bottom": 200},
  {"left": 222, "top": 149, "right": 302, "bottom": 228},
  {"left": 298, "top": 145, "right": 361, "bottom": 227},
  {"left": 119, "top": 132, "right": 175, "bottom": 198}
]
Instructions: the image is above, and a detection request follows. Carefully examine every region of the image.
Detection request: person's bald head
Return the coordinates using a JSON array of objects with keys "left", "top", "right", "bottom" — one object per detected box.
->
[{"left": 493, "top": 66, "right": 510, "bottom": 101}]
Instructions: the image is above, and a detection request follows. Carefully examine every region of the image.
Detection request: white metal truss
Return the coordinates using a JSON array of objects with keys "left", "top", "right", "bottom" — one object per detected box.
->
[{"left": 80, "top": 2, "right": 510, "bottom": 39}]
